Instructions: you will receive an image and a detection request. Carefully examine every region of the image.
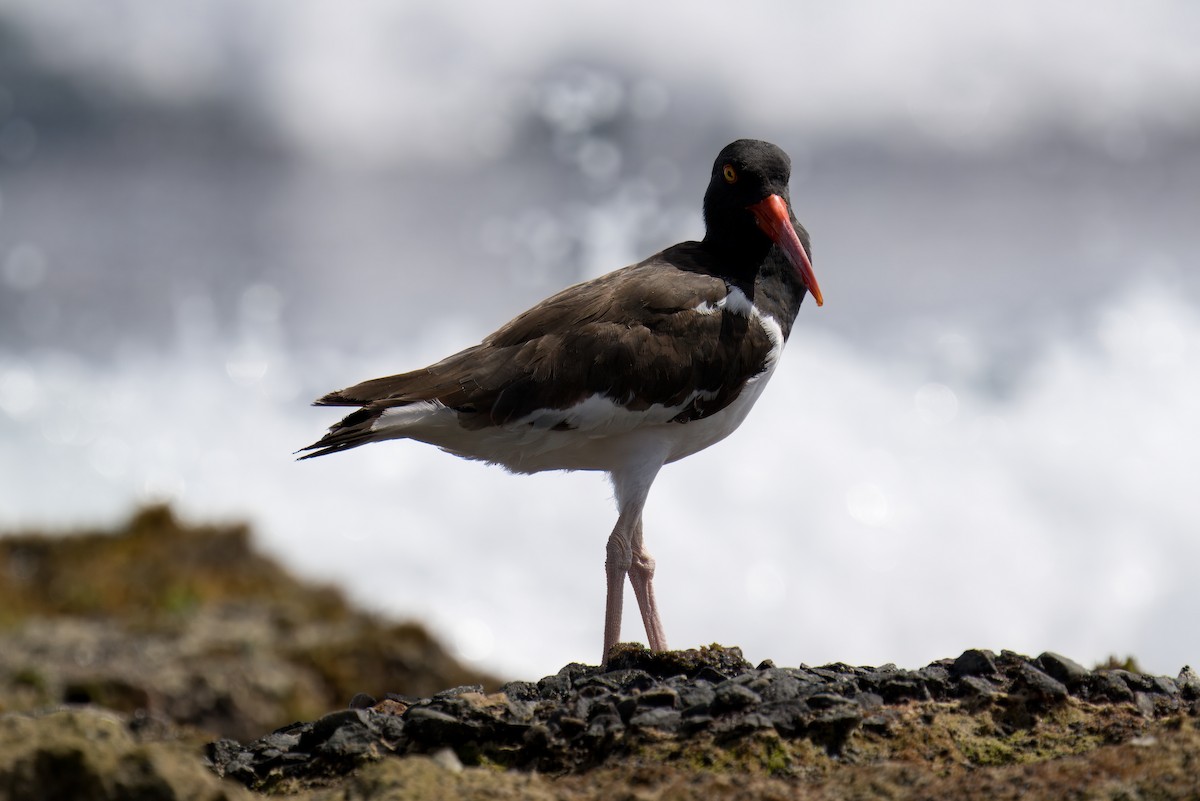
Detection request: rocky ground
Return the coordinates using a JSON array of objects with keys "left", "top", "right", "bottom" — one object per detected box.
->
[
  {"left": 0, "top": 506, "right": 495, "bottom": 742},
  {"left": 2, "top": 508, "right": 1199, "bottom": 800}
]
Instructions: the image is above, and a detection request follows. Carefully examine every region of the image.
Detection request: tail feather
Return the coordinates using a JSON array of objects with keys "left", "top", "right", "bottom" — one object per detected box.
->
[
  {"left": 312, "top": 388, "right": 377, "bottom": 407},
  {"left": 302, "top": 345, "right": 490, "bottom": 459},
  {"left": 312, "top": 351, "right": 483, "bottom": 408},
  {"left": 296, "top": 406, "right": 386, "bottom": 460}
]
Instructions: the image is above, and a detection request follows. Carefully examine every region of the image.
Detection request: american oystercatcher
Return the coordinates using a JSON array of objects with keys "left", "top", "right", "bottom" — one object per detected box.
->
[{"left": 300, "top": 139, "right": 823, "bottom": 663}]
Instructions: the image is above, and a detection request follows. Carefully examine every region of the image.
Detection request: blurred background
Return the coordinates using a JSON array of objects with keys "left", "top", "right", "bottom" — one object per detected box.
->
[{"left": 0, "top": 0, "right": 1197, "bottom": 678}]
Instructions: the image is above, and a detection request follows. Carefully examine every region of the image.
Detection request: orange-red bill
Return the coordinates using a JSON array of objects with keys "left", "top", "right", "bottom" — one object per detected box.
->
[{"left": 748, "top": 194, "right": 823, "bottom": 307}]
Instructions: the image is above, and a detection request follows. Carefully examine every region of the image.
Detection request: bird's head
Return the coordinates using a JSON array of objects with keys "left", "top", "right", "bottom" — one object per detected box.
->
[{"left": 703, "top": 139, "right": 823, "bottom": 307}]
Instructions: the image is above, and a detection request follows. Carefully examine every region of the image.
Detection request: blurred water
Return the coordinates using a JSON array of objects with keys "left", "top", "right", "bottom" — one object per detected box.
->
[
  {"left": 2, "top": 275, "right": 1197, "bottom": 679},
  {"left": 1, "top": 1, "right": 1199, "bottom": 678}
]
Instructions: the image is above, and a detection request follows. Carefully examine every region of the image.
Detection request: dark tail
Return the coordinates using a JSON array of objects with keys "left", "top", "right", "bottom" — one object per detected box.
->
[{"left": 296, "top": 406, "right": 386, "bottom": 460}]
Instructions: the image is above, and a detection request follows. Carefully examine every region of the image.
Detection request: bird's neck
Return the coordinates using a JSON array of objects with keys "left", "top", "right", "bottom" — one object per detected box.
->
[
  {"left": 754, "top": 250, "right": 809, "bottom": 341},
  {"left": 701, "top": 221, "right": 774, "bottom": 282}
]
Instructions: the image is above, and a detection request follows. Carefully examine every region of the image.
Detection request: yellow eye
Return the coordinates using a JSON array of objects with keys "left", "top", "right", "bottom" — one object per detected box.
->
[{"left": 722, "top": 164, "right": 738, "bottom": 183}]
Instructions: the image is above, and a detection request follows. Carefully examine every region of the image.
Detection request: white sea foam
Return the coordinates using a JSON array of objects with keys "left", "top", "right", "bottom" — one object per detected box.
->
[{"left": 1, "top": 282, "right": 1197, "bottom": 678}]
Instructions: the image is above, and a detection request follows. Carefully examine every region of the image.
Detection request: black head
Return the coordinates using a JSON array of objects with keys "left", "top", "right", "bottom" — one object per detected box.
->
[
  {"left": 701, "top": 139, "right": 822, "bottom": 305},
  {"left": 704, "top": 139, "right": 793, "bottom": 223}
]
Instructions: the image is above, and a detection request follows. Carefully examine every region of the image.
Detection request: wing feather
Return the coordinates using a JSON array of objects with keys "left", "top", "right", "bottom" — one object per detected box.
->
[{"left": 302, "top": 244, "right": 777, "bottom": 457}]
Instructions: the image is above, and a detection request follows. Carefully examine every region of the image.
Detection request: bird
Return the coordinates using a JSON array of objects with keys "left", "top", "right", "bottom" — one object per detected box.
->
[{"left": 300, "top": 138, "right": 823, "bottom": 665}]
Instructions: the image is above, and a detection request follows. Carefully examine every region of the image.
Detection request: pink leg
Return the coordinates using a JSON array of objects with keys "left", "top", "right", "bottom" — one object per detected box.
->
[
  {"left": 603, "top": 517, "right": 633, "bottom": 665},
  {"left": 602, "top": 461, "right": 666, "bottom": 665},
  {"left": 628, "top": 521, "right": 667, "bottom": 652}
]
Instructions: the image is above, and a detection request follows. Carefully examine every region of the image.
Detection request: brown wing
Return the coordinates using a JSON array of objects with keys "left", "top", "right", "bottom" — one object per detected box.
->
[{"left": 313, "top": 244, "right": 776, "bottom": 431}]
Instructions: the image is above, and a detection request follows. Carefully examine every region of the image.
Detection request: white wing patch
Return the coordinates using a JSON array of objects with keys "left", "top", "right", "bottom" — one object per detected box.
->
[{"left": 693, "top": 285, "right": 754, "bottom": 317}]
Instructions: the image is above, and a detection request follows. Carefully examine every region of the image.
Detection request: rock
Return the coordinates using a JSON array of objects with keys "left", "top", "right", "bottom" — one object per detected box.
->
[
  {"left": 496, "top": 681, "right": 540, "bottom": 703},
  {"left": 951, "top": 649, "right": 998, "bottom": 677},
  {"left": 959, "top": 675, "right": 1000, "bottom": 700},
  {"left": 677, "top": 682, "right": 716, "bottom": 712},
  {"left": 208, "top": 640, "right": 1200, "bottom": 791},
  {"left": 636, "top": 686, "right": 679, "bottom": 708},
  {"left": 628, "top": 707, "right": 681, "bottom": 733},
  {"left": 0, "top": 707, "right": 248, "bottom": 801},
  {"left": 1038, "top": 651, "right": 1090, "bottom": 688},
  {"left": 712, "top": 682, "right": 761, "bottom": 713},
  {"left": 604, "top": 643, "right": 753, "bottom": 678},
  {"left": 916, "top": 664, "right": 952, "bottom": 699},
  {"left": 1135, "top": 693, "right": 1158, "bottom": 718},
  {"left": 1090, "top": 670, "right": 1136, "bottom": 703},
  {"left": 1114, "top": 669, "right": 1156, "bottom": 693},
  {"left": 9, "top": 511, "right": 1200, "bottom": 799},
  {"left": 6, "top": 634, "right": 1185, "bottom": 800},
  {"left": 0, "top": 508, "right": 496, "bottom": 741},
  {"left": 402, "top": 706, "right": 469, "bottom": 745},
  {"left": 804, "top": 703, "right": 863, "bottom": 754},
  {"left": 872, "top": 671, "right": 931, "bottom": 703},
  {"left": 347, "top": 693, "right": 376, "bottom": 710},
  {"left": 1178, "top": 666, "right": 1200, "bottom": 700},
  {"left": 1013, "top": 663, "right": 1070, "bottom": 706}
]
